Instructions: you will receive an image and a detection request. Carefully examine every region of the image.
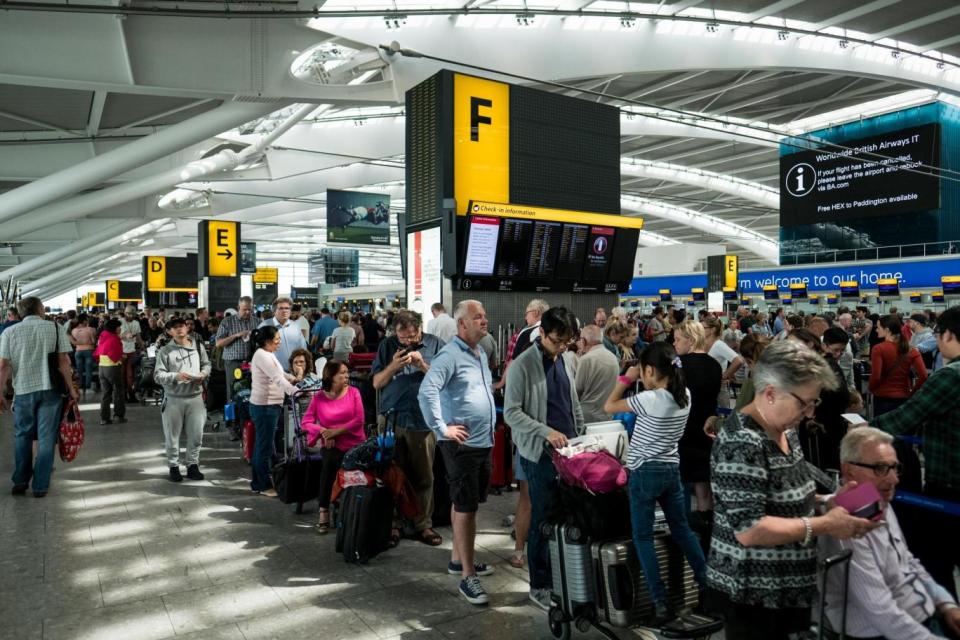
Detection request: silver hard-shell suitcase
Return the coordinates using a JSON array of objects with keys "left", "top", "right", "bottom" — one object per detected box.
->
[
  {"left": 547, "top": 523, "right": 596, "bottom": 619},
  {"left": 591, "top": 533, "right": 698, "bottom": 628}
]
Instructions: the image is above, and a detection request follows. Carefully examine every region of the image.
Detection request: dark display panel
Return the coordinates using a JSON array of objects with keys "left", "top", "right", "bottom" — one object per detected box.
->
[
  {"left": 942, "top": 278, "right": 960, "bottom": 294},
  {"left": 840, "top": 282, "right": 860, "bottom": 299},
  {"left": 782, "top": 298, "right": 793, "bottom": 306},
  {"left": 691, "top": 289, "right": 706, "bottom": 302},
  {"left": 789, "top": 284, "right": 808, "bottom": 300},
  {"left": 404, "top": 73, "right": 445, "bottom": 228},
  {"left": 909, "top": 294, "right": 922, "bottom": 303},
  {"left": 456, "top": 215, "right": 638, "bottom": 293},
  {"left": 780, "top": 123, "right": 941, "bottom": 227},
  {"left": 763, "top": 288, "right": 779, "bottom": 301},
  {"left": 509, "top": 86, "right": 620, "bottom": 215},
  {"left": 659, "top": 290, "right": 672, "bottom": 302},
  {"left": 933, "top": 292, "right": 945, "bottom": 302},
  {"left": 878, "top": 281, "right": 900, "bottom": 297},
  {"left": 723, "top": 289, "right": 738, "bottom": 301}
]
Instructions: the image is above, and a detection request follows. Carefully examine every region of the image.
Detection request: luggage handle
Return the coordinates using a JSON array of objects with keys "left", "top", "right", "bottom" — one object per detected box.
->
[{"left": 818, "top": 549, "right": 853, "bottom": 640}]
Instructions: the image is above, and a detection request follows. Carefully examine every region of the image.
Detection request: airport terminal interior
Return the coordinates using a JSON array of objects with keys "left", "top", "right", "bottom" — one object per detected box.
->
[{"left": 3, "top": 0, "right": 960, "bottom": 638}]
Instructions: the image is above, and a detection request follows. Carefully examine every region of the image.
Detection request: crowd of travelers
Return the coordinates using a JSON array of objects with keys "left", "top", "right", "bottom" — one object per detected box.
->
[{"left": 1, "top": 292, "right": 959, "bottom": 639}]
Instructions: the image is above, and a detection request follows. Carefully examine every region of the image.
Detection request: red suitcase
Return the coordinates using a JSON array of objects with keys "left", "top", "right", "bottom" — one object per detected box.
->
[
  {"left": 347, "top": 352, "right": 376, "bottom": 373},
  {"left": 242, "top": 419, "right": 255, "bottom": 462}
]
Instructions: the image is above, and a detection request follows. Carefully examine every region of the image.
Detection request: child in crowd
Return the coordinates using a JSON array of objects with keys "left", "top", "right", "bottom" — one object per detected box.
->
[{"left": 605, "top": 342, "right": 707, "bottom": 625}]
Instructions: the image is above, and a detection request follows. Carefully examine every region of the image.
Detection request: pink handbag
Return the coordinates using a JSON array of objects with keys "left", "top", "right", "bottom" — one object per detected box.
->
[{"left": 552, "top": 448, "right": 627, "bottom": 494}]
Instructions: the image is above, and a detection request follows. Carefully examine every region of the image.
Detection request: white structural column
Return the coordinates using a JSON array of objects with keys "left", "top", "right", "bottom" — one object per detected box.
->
[
  {"left": 0, "top": 100, "right": 284, "bottom": 226},
  {"left": 621, "top": 196, "right": 779, "bottom": 263},
  {"left": 0, "top": 220, "right": 145, "bottom": 282}
]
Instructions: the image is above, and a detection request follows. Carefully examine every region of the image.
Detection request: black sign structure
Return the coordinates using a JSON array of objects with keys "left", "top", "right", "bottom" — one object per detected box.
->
[
  {"left": 240, "top": 242, "right": 257, "bottom": 274},
  {"left": 455, "top": 215, "right": 638, "bottom": 293},
  {"left": 780, "top": 123, "right": 941, "bottom": 227}
]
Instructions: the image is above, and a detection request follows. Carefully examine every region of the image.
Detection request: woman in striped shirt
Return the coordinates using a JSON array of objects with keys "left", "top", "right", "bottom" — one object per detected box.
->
[{"left": 605, "top": 342, "right": 707, "bottom": 626}]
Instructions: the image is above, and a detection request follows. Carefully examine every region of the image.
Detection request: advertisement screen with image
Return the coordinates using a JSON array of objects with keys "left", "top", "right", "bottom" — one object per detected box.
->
[
  {"left": 583, "top": 226, "right": 615, "bottom": 281},
  {"left": 406, "top": 227, "right": 442, "bottom": 317},
  {"left": 326, "top": 189, "right": 392, "bottom": 246},
  {"left": 780, "top": 123, "right": 941, "bottom": 227}
]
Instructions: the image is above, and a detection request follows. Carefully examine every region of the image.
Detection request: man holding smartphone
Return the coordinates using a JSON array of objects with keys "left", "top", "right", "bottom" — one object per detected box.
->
[
  {"left": 373, "top": 310, "right": 445, "bottom": 547},
  {"left": 155, "top": 317, "right": 212, "bottom": 482}
]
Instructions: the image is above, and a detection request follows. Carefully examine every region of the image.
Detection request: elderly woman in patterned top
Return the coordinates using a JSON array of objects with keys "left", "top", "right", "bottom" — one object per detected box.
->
[{"left": 706, "top": 340, "right": 882, "bottom": 640}]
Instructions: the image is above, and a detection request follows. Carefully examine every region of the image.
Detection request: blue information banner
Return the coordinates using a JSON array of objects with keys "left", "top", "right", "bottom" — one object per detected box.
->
[{"left": 626, "top": 257, "right": 960, "bottom": 297}]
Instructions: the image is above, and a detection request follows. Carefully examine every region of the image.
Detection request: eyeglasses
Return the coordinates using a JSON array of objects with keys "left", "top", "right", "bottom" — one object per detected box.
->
[
  {"left": 542, "top": 333, "right": 572, "bottom": 350},
  {"left": 276, "top": 306, "right": 292, "bottom": 311},
  {"left": 849, "top": 461, "right": 903, "bottom": 477},
  {"left": 788, "top": 391, "right": 821, "bottom": 411}
]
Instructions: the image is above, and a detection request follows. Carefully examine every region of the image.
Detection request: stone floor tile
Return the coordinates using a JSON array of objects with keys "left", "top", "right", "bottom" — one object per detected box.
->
[
  {"left": 39, "top": 597, "right": 176, "bottom": 640},
  {"left": 235, "top": 601, "right": 379, "bottom": 640},
  {"left": 345, "top": 578, "right": 479, "bottom": 638},
  {"left": 160, "top": 577, "right": 288, "bottom": 635}
]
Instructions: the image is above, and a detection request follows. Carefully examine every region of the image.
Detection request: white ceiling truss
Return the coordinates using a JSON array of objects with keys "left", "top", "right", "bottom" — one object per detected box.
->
[{"left": 2, "top": 0, "right": 960, "bottom": 299}]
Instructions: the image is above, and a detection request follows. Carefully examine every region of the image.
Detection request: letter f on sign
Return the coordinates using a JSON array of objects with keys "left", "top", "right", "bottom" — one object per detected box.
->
[{"left": 470, "top": 97, "right": 493, "bottom": 141}]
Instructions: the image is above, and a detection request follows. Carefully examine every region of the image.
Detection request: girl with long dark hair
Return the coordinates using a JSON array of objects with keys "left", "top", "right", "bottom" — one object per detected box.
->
[{"left": 605, "top": 342, "right": 706, "bottom": 624}]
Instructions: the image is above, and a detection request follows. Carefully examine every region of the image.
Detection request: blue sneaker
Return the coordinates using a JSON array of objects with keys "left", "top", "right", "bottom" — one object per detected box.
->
[
  {"left": 459, "top": 575, "right": 489, "bottom": 605},
  {"left": 448, "top": 561, "right": 495, "bottom": 576}
]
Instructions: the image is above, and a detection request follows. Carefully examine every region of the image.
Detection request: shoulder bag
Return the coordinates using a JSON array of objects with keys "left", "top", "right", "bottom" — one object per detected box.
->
[
  {"left": 48, "top": 322, "right": 69, "bottom": 396},
  {"left": 58, "top": 397, "right": 85, "bottom": 462}
]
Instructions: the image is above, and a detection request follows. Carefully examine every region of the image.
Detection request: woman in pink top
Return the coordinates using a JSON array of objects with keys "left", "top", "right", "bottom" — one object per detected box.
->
[
  {"left": 301, "top": 359, "right": 365, "bottom": 532},
  {"left": 249, "top": 326, "right": 300, "bottom": 497},
  {"left": 70, "top": 314, "right": 97, "bottom": 396}
]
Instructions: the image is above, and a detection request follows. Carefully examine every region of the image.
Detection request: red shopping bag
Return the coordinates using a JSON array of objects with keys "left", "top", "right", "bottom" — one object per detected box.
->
[{"left": 58, "top": 397, "right": 85, "bottom": 462}]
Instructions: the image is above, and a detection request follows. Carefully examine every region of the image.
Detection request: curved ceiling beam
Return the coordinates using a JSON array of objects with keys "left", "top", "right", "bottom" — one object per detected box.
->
[
  {"left": 637, "top": 230, "right": 681, "bottom": 247},
  {"left": 621, "top": 195, "right": 779, "bottom": 263},
  {"left": 320, "top": 19, "right": 960, "bottom": 97},
  {"left": 620, "top": 160, "right": 778, "bottom": 209}
]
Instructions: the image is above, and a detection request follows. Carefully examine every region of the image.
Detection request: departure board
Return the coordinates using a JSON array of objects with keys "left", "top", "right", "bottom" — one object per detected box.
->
[
  {"left": 556, "top": 223, "right": 589, "bottom": 279},
  {"left": 497, "top": 219, "right": 533, "bottom": 277},
  {"left": 527, "top": 221, "right": 562, "bottom": 279}
]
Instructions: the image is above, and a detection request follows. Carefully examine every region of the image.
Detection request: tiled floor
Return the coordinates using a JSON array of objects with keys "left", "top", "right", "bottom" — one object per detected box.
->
[{"left": 0, "top": 397, "right": 634, "bottom": 640}]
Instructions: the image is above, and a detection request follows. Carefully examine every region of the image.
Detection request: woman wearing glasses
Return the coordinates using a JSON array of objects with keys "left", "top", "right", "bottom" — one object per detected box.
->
[{"left": 706, "top": 340, "right": 882, "bottom": 639}]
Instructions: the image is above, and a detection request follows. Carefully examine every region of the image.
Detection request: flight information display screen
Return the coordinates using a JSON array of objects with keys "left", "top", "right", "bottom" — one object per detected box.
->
[
  {"left": 457, "top": 215, "right": 638, "bottom": 293},
  {"left": 763, "top": 287, "right": 780, "bottom": 301},
  {"left": 840, "top": 281, "right": 860, "bottom": 299},
  {"left": 878, "top": 279, "right": 900, "bottom": 297}
]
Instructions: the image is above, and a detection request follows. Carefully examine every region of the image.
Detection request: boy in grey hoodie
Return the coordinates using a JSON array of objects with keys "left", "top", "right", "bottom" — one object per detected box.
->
[{"left": 155, "top": 317, "right": 212, "bottom": 482}]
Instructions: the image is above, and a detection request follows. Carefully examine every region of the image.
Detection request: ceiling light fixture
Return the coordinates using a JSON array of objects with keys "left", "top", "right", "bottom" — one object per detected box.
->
[
  {"left": 516, "top": 12, "right": 534, "bottom": 26},
  {"left": 777, "top": 29, "right": 789, "bottom": 41},
  {"left": 383, "top": 14, "right": 407, "bottom": 30},
  {"left": 838, "top": 39, "right": 849, "bottom": 49},
  {"left": 705, "top": 21, "right": 719, "bottom": 33},
  {"left": 619, "top": 14, "right": 636, "bottom": 28}
]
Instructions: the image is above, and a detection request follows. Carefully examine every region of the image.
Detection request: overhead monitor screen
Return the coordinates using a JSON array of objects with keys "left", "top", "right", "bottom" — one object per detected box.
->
[
  {"left": 497, "top": 218, "right": 533, "bottom": 278},
  {"left": 840, "top": 281, "right": 860, "bottom": 299},
  {"left": 327, "top": 189, "right": 392, "bottom": 246},
  {"left": 691, "top": 288, "right": 706, "bottom": 302},
  {"left": 781, "top": 298, "right": 793, "bottom": 306},
  {"left": 877, "top": 279, "right": 900, "bottom": 297},
  {"left": 463, "top": 216, "right": 500, "bottom": 276},
  {"left": 556, "top": 223, "right": 590, "bottom": 279},
  {"left": 932, "top": 292, "right": 945, "bottom": 302},
  {"left": 527, "top": 220, "right": 563, "bottom": 280},
  {"left": 763, "top": 286, "right": 780, "bottom": 301},
  {"left": 789, "top": 283, "right": 808, "bottom": 300},
  {"left": 723, "top": 289, "right": 738, "bottom": 301},
  {"left": 826, "top": 295, "right": 839, "bottom": 305},
  {"left": 909, "top": 293, "right": 922, "bottom": 303},
  {"left": 583, "top": 226, "right": 616, "bottom": 282},
  {"left": 659, "top": 289, "right": 672, "bottom": 303},
  {"left": 780, "top": 123, "right": 941, "bottom": 227},
  {"left": 941, "top": 276, "right": 960, "bottom": 295}
]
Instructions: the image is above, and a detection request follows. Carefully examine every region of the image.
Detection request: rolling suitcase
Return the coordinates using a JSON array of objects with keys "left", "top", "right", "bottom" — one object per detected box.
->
[
  {"left": 591, "top": 533, "right": 698, "bottom": 628},
  {"left": 334, "top": 484, "right": 393, "bottom": 564},
  {"left": 547, "top": 523, "right": 596, "bottom": 621},
  {"left": 489, "top": 421, "right": 513, "bottom": 490}
]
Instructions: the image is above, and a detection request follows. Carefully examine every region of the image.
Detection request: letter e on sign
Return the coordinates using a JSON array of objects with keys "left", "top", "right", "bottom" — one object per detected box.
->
[{"left": 207, "top": 220, "right": 238, "bottom": 277}]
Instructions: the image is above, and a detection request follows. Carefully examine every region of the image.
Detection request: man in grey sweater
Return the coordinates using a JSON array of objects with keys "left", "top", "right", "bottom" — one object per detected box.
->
[
  {"left": 569, "top": 324, "right": 620, "bottom": 423},
  {"left": 504, "top": 306, "right": 585, "bottom": 611},
  {"left": 155, "top": 317, "right": 212, "bottom": 482}
]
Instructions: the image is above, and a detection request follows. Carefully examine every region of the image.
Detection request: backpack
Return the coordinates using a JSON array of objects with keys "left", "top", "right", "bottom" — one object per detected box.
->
[{"left": 642, "top": 319, "right": 655, "bottom": 343}]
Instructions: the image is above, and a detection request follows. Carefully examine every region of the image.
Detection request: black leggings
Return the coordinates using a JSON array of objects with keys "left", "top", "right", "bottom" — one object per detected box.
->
[{"left": 317, "top": 447, "right": 345, "bottom": 509}]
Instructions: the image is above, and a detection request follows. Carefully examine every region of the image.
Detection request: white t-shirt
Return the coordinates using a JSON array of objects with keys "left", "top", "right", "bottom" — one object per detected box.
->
[
  {"left": 708, "top": 340, "right": 740, "bottom": 371},
  {"left": 119, "top": 318, "right": 141, "bottom": 354},
  {"left": 625, "top": 388, "right": 691, "bottom": 469},
  {"left": 292, "top": 315, "right": 310, "bottom": 340},
  {"left": 331, "top": 326, "right": 356, "bottom": 355},
  {"left": 426, "top": 313, "right": 457, "bottom": 344}
]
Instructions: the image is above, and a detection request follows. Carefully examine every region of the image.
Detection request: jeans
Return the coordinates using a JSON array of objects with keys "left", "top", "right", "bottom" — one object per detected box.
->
[
  {"left": 872, "top": 396, "right": 906, "bottom": 417},
  {"left": 628, "top": 461, "right": 706, "bottom": 603},
  {"left": 520, "top": 451, "right": 558, "bottom": 590},
  {"left": 12, "top": 389, "right": 63, "bottom": 493},
  {"left": 250, "top": 403, "right": 281, "bottom": 492},
  {"left": 75, "top": 350, "right": 93, "bottom": 390}
]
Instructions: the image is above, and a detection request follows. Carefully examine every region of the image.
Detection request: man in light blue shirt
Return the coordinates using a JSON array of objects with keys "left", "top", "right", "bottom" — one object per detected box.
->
[
  {"left": 418, "top": 299, "right": 496, "bottom": 607},
  {"left": 258, "top": 296, "right": 307, "bottom": 372},
  {"left": 310, "top": 307, "right": 339, "bottom": 352}
]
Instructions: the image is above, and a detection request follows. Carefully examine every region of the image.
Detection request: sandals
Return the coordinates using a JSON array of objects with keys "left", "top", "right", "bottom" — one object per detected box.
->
[
  {"left": 509, "top": 550, "right": 525, "bottom": 569},
  {"left": 418, "top": 529, "right": 443, "bottom": 546},
  {"left": 388, "top": 528, "right": 401, "bottom": 549},
  {"left": 316, "top": 509, "right": 330, "bottom": 534}
]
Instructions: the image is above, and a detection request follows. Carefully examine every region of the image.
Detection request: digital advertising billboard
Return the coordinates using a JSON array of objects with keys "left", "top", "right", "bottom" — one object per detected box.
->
[
  {"left": 780, "top": 123, "right": 940, "bottom": 227},
  {"left": 326, "top": 189, "right": 391, "bottom": 247}
]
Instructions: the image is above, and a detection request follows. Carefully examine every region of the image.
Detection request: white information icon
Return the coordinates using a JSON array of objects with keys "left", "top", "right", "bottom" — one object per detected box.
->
[{"left": 785, "top": 163, "right": 817, "bottom": 197}]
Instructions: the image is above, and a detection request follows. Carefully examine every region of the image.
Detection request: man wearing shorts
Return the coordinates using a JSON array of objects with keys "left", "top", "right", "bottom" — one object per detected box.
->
[{"left": 418, "top": 299, "right": 497, "bottom": 606}]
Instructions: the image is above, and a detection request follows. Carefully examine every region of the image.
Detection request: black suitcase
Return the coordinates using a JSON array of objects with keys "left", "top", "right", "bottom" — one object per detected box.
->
[
  {"left": 591, "top": 534, "right": 699, "bottom": 628},
  {"left": 334, "top": 484, "right": 393, "bottom": 564}
]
